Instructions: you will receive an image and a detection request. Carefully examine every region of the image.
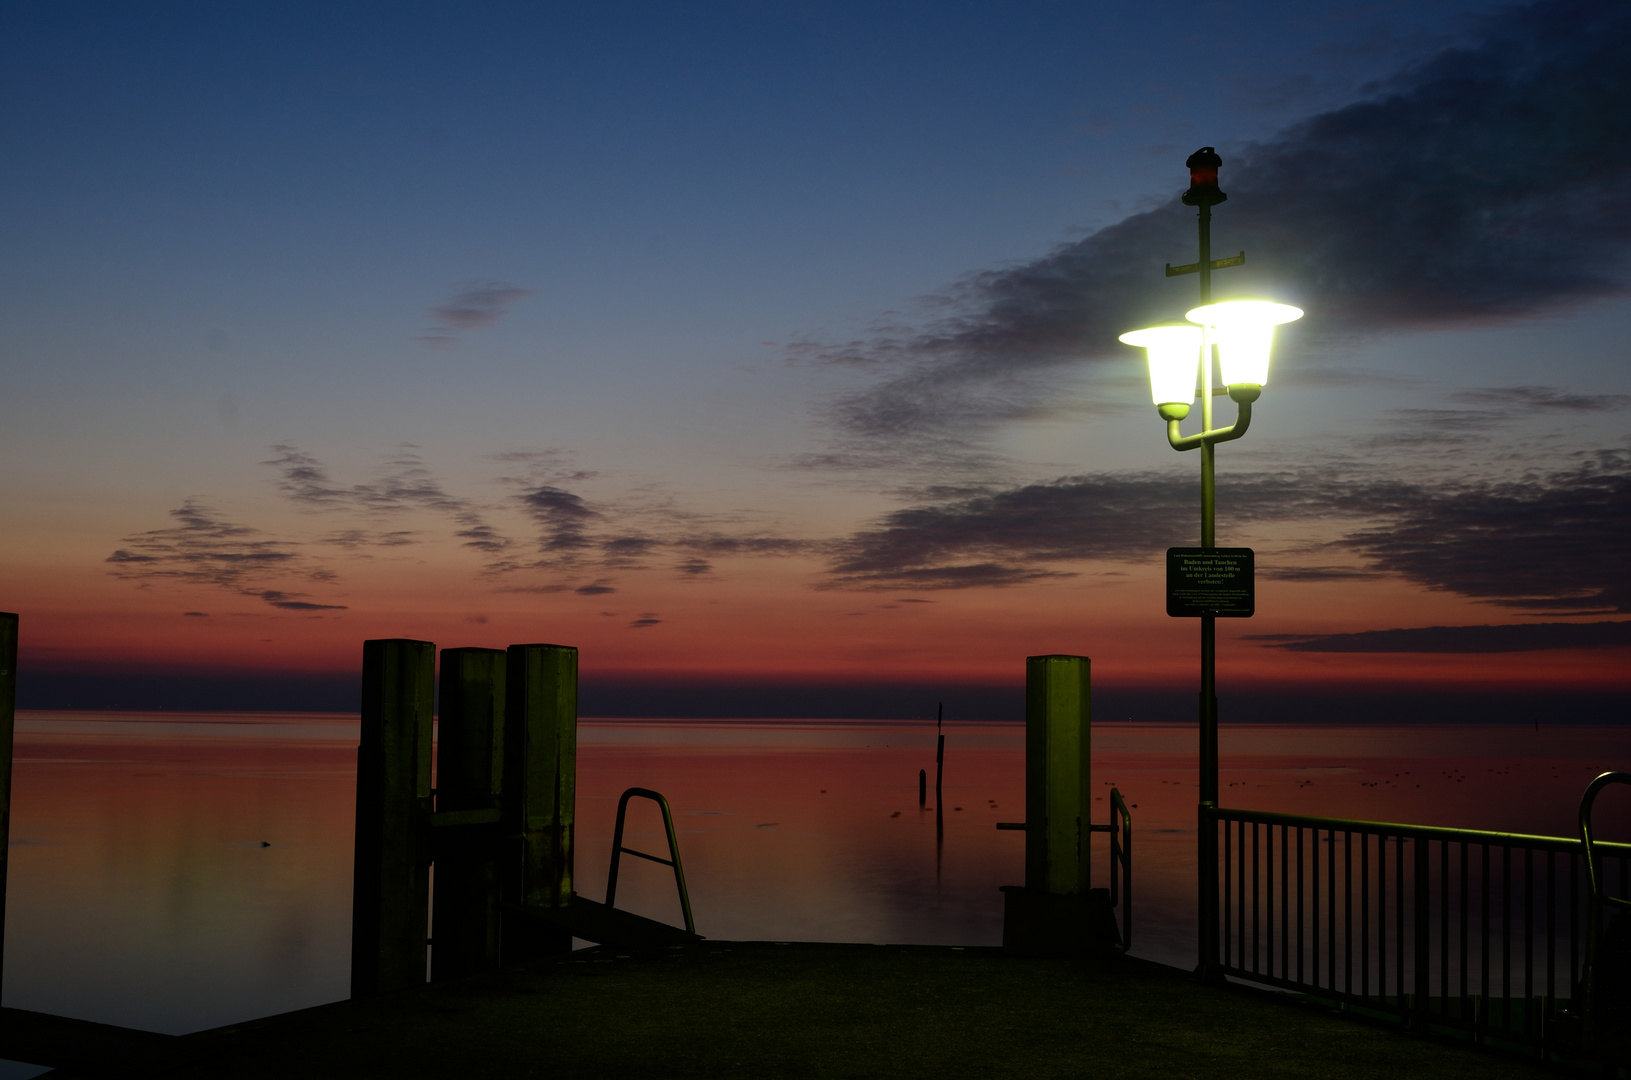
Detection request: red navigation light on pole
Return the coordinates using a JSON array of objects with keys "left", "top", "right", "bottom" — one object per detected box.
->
[{"left": 1182, "top": 146, "right": 1225, "bottom": 207}]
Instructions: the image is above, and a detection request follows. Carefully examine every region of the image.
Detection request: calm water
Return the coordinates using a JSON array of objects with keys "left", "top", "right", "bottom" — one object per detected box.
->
[{"left": 5, "top": 712, "right": 1629, "bottom": 1037}]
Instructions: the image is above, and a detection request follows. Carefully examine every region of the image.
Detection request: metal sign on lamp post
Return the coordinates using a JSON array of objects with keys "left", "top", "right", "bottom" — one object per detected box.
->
[{"left": 1117, "top": 147, "right": 1303, "bottom": 978}]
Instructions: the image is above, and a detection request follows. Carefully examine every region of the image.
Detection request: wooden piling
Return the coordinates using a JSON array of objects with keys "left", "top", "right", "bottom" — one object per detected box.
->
[
  {"left": 351, "top": 639, "right": 436, "bottom": 997},
  {"left": 502, "top": 643, "right": 577, "bottom": 960},
  {"left": 431, "top": 648, "right": 506, "bottom": 981},
  {"left": 0, "top": 613, "right": 16, "bottom": 998},
  {"left": 1024, "top": 655, "right": 1090, "bottom": 896}
]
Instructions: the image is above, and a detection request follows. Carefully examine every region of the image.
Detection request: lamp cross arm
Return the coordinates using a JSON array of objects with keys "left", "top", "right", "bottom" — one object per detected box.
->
[
  {"left": 1166, "top": 400, "right": 1252, "bottom": 452},
  {"left": 1166, "top": 251, "right": 1244, "bottom": 278}
]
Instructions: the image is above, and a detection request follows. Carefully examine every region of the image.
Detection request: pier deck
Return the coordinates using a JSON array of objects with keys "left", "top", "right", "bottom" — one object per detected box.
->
[{"left": 25, "top": 942, "right": 1562, "bottom": 1079}]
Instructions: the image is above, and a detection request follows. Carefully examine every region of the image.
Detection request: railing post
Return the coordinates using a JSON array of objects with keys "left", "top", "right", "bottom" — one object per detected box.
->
[
  {"left": 431, "top": 647, "right": 506, "bottom": 981},
  {"left": 502, "top": 643, "right": 577, "bottom": 961},
  {"left": 0, "top": 613, "right": 16, "bottom": 1001},
  {"left": 1414, "top": 834, "right": 1431, "bottom": 1031},
  {"left": 351, "top": 638, "right": 435, "bottom": 997}
]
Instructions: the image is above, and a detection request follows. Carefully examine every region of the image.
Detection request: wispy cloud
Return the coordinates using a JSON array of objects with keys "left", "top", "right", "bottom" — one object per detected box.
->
[
  {"left": 265, "top": 444, "right": 512, "bottom": 555},
  {"left": 417, "top": 279, "right": 533, "bottom": 346},
  {"left": 1251, "top": 621, "right": 1631, "bottom": 653},
  {"left": 105, "top": 501, "right": 346, "bottom": 611},
  {"left": 814, "top": 0, "right": 1631, "bottom": 447}
]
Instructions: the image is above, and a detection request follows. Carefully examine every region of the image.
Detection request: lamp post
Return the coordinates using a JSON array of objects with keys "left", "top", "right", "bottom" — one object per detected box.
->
[{"left": 1118, "top": 148, "right": 1302, "bottom": 978}]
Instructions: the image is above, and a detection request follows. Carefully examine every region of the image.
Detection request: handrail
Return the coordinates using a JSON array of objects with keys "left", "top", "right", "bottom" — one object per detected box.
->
[
  {"left": 1217, "top": 805, "right": 1631, "bottom": 857},
  {"left": 1000, "top": 788, "right": 1132, "bottom": 948},
  {"left": 1207, "top": 797, "right": 1631, "bottom": 1061},
  {"left": 1579, "top": 771, "right": 1631, "bottom": 910},
  {"left": 1109, "top": 788, "right": 1132, "bottom": 949},
  {"left": 1575, "top": 771, "right": 1631, "bottom": 1057},
  {"left": 605, "top": 787, "right": 695, "bottom": 934}
]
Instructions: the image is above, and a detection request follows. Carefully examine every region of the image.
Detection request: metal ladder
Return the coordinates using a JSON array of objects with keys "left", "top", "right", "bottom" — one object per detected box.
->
[{"left": 605, "top": 787, "right": 695, "bottom": 935}]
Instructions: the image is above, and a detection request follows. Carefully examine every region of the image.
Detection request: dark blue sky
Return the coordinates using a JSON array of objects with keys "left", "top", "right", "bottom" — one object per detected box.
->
[{"left": 2, "top": 0, "right": 1626, "bottom": 714}]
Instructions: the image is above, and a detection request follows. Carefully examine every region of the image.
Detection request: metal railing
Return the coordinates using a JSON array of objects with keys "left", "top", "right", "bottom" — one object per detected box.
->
[
  {"left": 1089, "top": 788, "right": 1133, "bottom": 949},
  {"left": 605, "top": 787, "right": 695, "bottom": 934},
  {"left": 1207, "top": 804, "right": 1631, "bottom": 1060},
  {"left": 998, "top": 786, "right": 1132, "bottom": 950}
]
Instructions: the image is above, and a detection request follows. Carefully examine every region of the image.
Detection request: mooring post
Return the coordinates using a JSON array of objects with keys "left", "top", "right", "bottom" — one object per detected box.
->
[
  {"left": 431, "top": 647, "right": 506, "bottom": 981},
  {"left": 1025, "top": 655, "right": 1090, "bottom": 896},
  {"left": 351, "top": 638, "right": 435, "bottom": 997},
  {"left": 502, "top": 643, "right": 577, "bottom": 960},
  {"left": 0, "top": 613, "right": 17, "bottom": 999},
  {"left": 1001, "top": 654, "right": 1101, "bottom": 954}
]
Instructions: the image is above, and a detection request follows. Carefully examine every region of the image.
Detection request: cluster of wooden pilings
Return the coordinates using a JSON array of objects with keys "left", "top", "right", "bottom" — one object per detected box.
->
[{"left": 352, "top": 639, "right": 578, "bottom": 996}]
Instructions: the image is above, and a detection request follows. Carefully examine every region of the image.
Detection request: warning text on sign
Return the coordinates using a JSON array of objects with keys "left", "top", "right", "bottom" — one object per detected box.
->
[{"left": 1166, "top": 547, "right": 1255, "bottom": 618}]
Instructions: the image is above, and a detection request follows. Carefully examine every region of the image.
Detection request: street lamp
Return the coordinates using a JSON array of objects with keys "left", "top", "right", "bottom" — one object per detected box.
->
[{"left": 1117, "top": 148, "right": 1303, "bottom": 978}]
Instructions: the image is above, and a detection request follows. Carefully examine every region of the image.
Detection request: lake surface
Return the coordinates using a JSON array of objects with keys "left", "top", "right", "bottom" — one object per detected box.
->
[{"left": 5, "top": 712, "right": 1629, "bottom": 1038}]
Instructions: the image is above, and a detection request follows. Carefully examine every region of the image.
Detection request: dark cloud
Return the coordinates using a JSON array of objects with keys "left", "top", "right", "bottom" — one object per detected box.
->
[
  {"left": 1448, "top": 386, "right": 1631, "bottom": 412},
  {"left": 266, "top": 444, "right": 511, "bottom": 555},
  {"left": 1253, "top": 621, "right": 1631, "bottom": 653},
  {"left": 1341, "top": 449, "right": 1630, "bottom": 613},
  {"left": 247, "top": 589, "right": 348, "bottom": 612},
  {"left": 105, "top": 501, "right": 346, "bottom": 611},
  {"left": 819, "top": 0, "right": 1631, "bottom": 442},
  {"left": 822, "top": 450, "right": 1629, "bottom": 613},
  {"left": 107, "top": 501, "right": 299, "bottom": 586},
  {"left": 675, "top": 535, "right": 813, "bottom": 557},
  {"left": 518, "top": 485, "right": 600, "bottom": 552},
  {"left": 575, "top": 583, "right": 616, "bottom": 596},
  {"left": 321, "top": 529, "right": 419, "bottom": 549},
  {"left": 1260, "top": 566, "right": 1384, "bottom": 582},
  {"left": 628, "top": 614, "right": 662, "bottom": 629},
  {"left": 675, "top": 558, "right": 713, "bottom": 576},
  {"left": 824, "top": 471, "right": 1337, "bottom": 589},
  {"left": 454, "top": 524, "right": 508, "bottom": 553},
  {"left": 419, "top": 280, "right": 534, "bottom": 344}
]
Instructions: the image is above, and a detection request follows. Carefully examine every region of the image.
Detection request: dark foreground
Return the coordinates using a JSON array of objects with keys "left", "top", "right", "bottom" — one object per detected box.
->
[{"left": 8, "top": 942, "right": 1564, "bottom": 1079}]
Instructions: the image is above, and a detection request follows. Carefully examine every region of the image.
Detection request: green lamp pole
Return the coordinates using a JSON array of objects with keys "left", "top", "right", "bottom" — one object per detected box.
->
[{"left": 1119, "top": 148, "right": 1302, "bottom": 978}]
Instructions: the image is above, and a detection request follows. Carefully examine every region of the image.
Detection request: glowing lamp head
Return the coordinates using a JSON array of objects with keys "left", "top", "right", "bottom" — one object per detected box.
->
[
  {"left": 1119, "top": 324, "right": 1202, "bottom": 419},
  {"left": 1185, "top": 300, "right": 1303, "bottom": 395}
]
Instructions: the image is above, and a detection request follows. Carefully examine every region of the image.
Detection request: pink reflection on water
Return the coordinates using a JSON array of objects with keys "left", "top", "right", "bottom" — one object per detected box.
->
[{"left": 3, "top": 713, "right": 1627, "bottom": 1033}]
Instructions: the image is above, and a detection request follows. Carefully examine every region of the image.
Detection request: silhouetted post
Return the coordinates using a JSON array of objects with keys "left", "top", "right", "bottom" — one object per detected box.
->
[
  {"left": 1001, "top": 654, "right": 1096, "bottom": 954},
  {"left": 352, "top": 639, "right": 435, "bottom": 997},
  {"left": 0, "top": 613, "right": 16, "bottom": 998},
  {"left": 935, "top": 702, "right": 945, "bottom": 797},
  {"left": 918, "top": 768, "right": 926, "bottom": 807},
  {"left": 1025, "top": 656, "right": 1090, "bottom": 895},
  {"left": 502, "top": 643, "right": 577, "bottom": 960},
  {"left": 431, "top": 647, "right": 506, "bottom": 981}
]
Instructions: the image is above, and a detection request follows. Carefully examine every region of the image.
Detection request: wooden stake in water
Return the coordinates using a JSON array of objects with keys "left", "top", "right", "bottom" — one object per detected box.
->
[
  {"left": 0, "top": 613, "right": 16, "bottom": 1000},
  {"left": 352, "top": 638, "right": 436, "bottom": 997},
  {"left": 918, "top": 768, "right": 927, "bottom": 807}
]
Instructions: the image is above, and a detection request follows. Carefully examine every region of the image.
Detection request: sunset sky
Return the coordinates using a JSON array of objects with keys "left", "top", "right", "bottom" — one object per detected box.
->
[{"left": 2, "top": 0, "right": 1626, "bottom": 717}]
